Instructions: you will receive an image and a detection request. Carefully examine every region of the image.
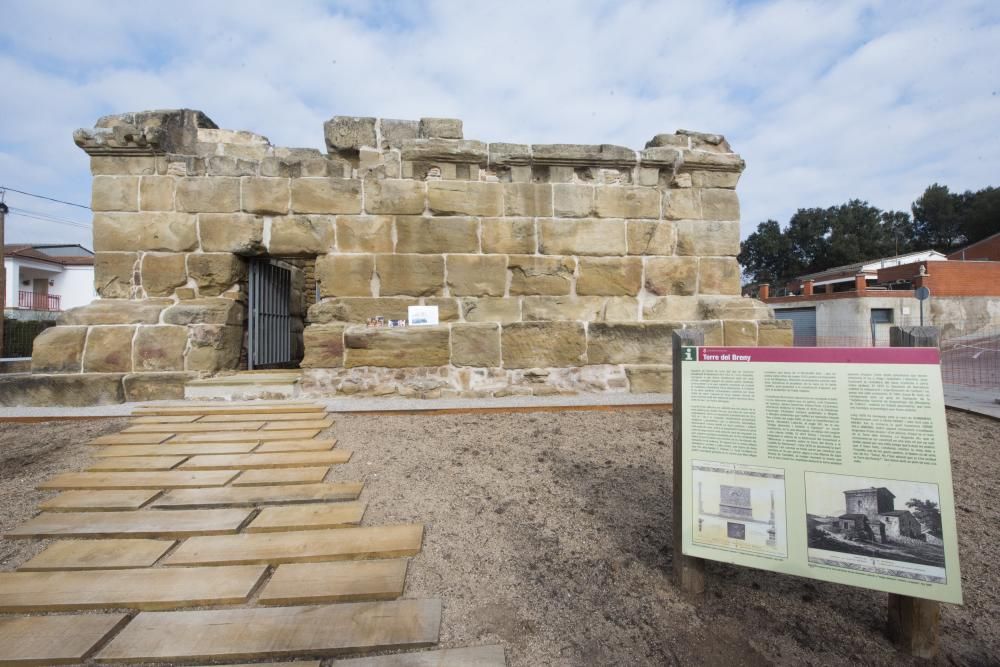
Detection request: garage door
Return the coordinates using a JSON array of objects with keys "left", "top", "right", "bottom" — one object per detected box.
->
[{"left": 773, "top": 308, "right": 816, "bottom": 346}]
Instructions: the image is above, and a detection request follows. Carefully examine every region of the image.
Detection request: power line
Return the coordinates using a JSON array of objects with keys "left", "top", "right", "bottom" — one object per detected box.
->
[
  {"left": 0, "top": 186, "right": 91, "bottom": 210},
  {"left": 7, "top": 207, "right": 92, "bottom": 230}
]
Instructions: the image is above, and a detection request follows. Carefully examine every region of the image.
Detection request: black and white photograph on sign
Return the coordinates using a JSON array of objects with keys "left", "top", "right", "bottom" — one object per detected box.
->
[
  {"left": 692, "top": 460, "right": 788, "bottom": 558},
  {"left": 805, "top": 471, "right": 947, "bottom": 584}
]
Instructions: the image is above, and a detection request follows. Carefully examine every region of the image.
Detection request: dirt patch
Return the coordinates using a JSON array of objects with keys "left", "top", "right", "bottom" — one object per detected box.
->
[{"left": 0, "top": 409, "right": 996, "bottom": 666}]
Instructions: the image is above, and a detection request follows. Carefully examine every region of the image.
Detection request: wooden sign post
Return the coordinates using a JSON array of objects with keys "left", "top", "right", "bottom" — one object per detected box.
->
[{"left": 672, "top": 329, "right": 705, "bottom": 597}]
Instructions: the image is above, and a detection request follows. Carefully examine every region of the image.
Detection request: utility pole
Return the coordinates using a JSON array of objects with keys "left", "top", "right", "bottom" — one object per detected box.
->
[{"left": 0, "top": 195, "right": 6, "bottom": 358}]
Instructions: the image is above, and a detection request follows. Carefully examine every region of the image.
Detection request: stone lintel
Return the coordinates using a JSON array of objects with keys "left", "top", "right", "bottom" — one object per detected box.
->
[{"left": 75, "top": 109, "right": 217, "bottom": 157}]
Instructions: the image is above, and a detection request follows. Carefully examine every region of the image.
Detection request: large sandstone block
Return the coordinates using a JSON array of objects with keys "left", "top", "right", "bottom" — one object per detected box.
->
[
  {"left": 594, "top": 186, "right": 659, "bottom": 219},
  {"left": 186, "top": 325, "right": 243, "bottom": 372},
  {"left": 627, "top": 220, "right": 676, "bottom": 255},
  {"left": 290, "top": 179, "right": 362, "bottom": 214},
  {"left": 187, "top": 254, "right": 247, "bottom": 297},
  {"left": 395, "top": 216, "right": 478, "bottom": 253},
  {"left": 141, "top": 253, "right": 187, "bottom": 296},
  {"left": 308, "top": 297, "right": 415, "bottom": 324},
  {"left": 376, "top": 254, "right": 444, "bottom": 297},
  {"left": 425, "top": 297, "right": 460, "bottom": 322},
  {"left": 605, "top": 296, "right": 640, "bottom": 320},
  {"left": 724, "top": 320, "right": 758, "bottom": 345},
  {"left": 132, "top": 325, "right": 188, "bottom": 371},
  {"left": 0, "top": 373, "right": 125, "bottom": 407},
  {"left": 336, "top": 216, "right": 394, "bottom": 253},
  {"left": 316, "top": 255, "right": 374, "bottom": 297},
  {"left": 301, "top": 325, "right": 346, "bottom": 368},
  {"left": 198, "top": 213, "right": 265, "bottom": 254},
  {"left": 481, "top": 217, "right": 536, "bottom": 254},
  {"left": 698, "top": 296, "right": 771, "bottom": 320},
  {"left": 758, "top": 319, "right": 794, "bottom": 347},
  {"left": 446, "top": 255, "right": 506, "bottom": 297},
  {"left": 123, "top": 372, "right": 195, "bottom": 401},
  {"left": 451, "top": 323, "right": 501, "bottom": 367},
  {"left": 645, "top": 257, "right": 699, "bottom": 296},
  {"left": 364, "top": 179, "right": 425, "bottom": 215},
  {"left": 92, "top": 176, "right": 138, "bottom": 211},
  {"left": 94, "top": 252, "right": 137, "bottom": 298},
  {"left": 503, "top": 183, "right": 553, "bottom": 216},
  {"left": 576, "top": 257, "right": 641, "bottom": 296},
  {"left": 60, "top": 299, "right": 171, "bottom": 325},
  {"left": 691, "top": 171, "right": 741, "bottom": 188},
  {"left": 643, "top": 296, "right": 700, "bottom": 321},
  {"left": 241, "top": 177, "right": 290, "bottom": 215},
  {"left": 175, "top": 177, "right": 240, "bottom": 212},
  {"left": 268, "top": 215, "right": 335, "bottom": 255},
  {"left": 625, "top": 365, "right": 672, "bottom": 393},
  {"left": 662, "top": 189, "right": 701, "bottom": 220},
  {"left": 427, "top": 181, "right": 501, "bottom": 216},
  {"left": 344, "top": 326, "right": 450, "bottom": 368},
  {"left": 501, "top": 322, "right": 586, "bottom": 368},
  {"left": 587, "top": 322, "right": 679, "bottom": 364},
  {"left": 701, "top": 188, "right": 740, "bottom": 220},
  {"left": 461, "top": 297, "right": 521, "bottom": 323},
  {"left": 83, "top": 325, "right": 136, "bottom": 372},
  {"left": 419, "top": 117, "right": 462, "bottom": 139},
  {"left": 522, "top": 296, "right": 605, "bottom": 322},
  {"left": 208, "top": 156, "right": 257, "bottom": 177},
  {"left": 509, "top": 256, "right": 574, "bottom": 296},
  {"left": 31, "top": 326, "right": 87, "bottom": 373},
  {"left": 553, "top": 184, "right": 595, "bottom": 217},
  {"left": 91, "top": 155, "right": 156, "bottom": 176},
  {"left": 675, "top": 220, "right": 740, "bottom": 256},
  {"left": 162, "top": 298, "right": 244, "bottom": 326},
  {"left": 381, "top": 119, "right": 419, "bottom": 148},
  {"left": 94, "top": 212, "right": 197, "bottom": 252},
  {"left": 684, "top": 320, "right": 725, "bottom": 345},
  {"left": 538, "top": 218, "right": 626, "bottom": 256},
  {"left": 324, "top": 116, "right": 377, "bottom": 152},
  {"left": 139, "top": 176, "right": 175, "bottom": 211},
  {"left": 699, "top": 257, "right": 741, "bottom": 295}
]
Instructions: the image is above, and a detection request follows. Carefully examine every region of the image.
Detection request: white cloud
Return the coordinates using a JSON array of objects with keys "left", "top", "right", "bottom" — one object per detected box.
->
[{"left": 0, "top": 0, "right": 997, "bottom": 246}]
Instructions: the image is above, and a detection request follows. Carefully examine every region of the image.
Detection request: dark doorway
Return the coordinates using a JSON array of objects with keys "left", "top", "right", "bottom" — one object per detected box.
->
[{"left": 247, "top": 258, "right": 294, "bottom": 369}]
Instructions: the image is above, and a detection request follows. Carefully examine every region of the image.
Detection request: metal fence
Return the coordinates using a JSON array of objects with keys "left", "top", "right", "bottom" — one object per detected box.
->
[
  {"left": 2, "top": 319, "right": 55, "bottom": 358},
  {"left": 780, "top": 319, "right": 1000, "bottom": 389}
]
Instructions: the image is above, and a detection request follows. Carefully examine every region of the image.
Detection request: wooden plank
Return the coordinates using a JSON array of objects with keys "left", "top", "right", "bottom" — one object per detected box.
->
[
  {"left": 131, "top": 415, "right": 201, "bottom": 424},
  {"left": 90, "top": 433, "right": 173, "bottom": 446},
  {"left": 152, "top": 482, "right": 363, "bottom": 508},
  {"left": 164, "top": 524, "right": 424, "bottom": 566},
  {"left": 39, "top": 489, "right": 160, "bottom": 512},
  {"left": 331, "top": 645, "right": 507, "bottom": 667},
  {"left": 122, "top": 421, "right": 266, "bottom": 434},
  {"left": 255, "top": 438, "right": 337, "bottom": 453},
  {"left": 0, "top": 613, "right": 128, "bottom": 666},
  {"left": 259, "top": 559, "right": 406, "bottom": 605},
  {"left": 133, "top": 405, "right": 324, "bottom": 417},
  {"left": 180, "top": 451, "right": 351, "bottom": 470},
  {"left": 199, "top": 412, "right": 330, "bottom": 423},
  {"left": 203, "top": 663, "right": 321, "bottom": 667},
  {"left": 18, "top": 539, "right": 175, "bottom": 571},
  {"left": 6, "top": 509, "right": 252, "bottom": 539},
  {"left": 232, "top": 467, "right": 330, "bottom": 486},
  {"left": 169, "top": 429, "right": 321, "bottom": 443},
  {"left": 247, "top": 502, "right": 366, "bottom": 532},
  {"left": 95, "top": 442, "right": 259, "bottom": 457},
  {"left": 0, "top": 565, "right": 267, "bottom": 611},
  {"left": 88, "top": 455, "right": 188, "bottom": 471},
  {"left": 260, "top": 417, "right": 334, "bottom": 431},
  {"left": 97, "top": 599, "right": 441, "bottom": 663},
  {"left": 39, "top": 470, "right": 240, "bottom": 490}
]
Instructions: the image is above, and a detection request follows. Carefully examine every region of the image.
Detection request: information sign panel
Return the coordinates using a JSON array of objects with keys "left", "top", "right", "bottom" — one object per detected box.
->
[{"left": 680, "top": 346, "right": 962, "bottom": 604}]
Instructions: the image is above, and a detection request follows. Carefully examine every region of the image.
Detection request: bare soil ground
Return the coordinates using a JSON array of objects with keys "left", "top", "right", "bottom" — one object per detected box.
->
[{"left": 0, "top": 409, "right": 996, "bottom": 666}]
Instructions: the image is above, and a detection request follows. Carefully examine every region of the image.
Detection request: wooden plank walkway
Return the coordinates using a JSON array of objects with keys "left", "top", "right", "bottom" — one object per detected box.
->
[
  {"left": 331, "top": 646, "right": 507, "bottom": 666},
  {"left": 0, "top": 400, "right": 497, "bottom": 665}
]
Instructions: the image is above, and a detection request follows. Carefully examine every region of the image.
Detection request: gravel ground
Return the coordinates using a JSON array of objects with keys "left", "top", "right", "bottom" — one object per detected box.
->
[{"left": 0, "top": 409, "right": 996, "bottom": 666}]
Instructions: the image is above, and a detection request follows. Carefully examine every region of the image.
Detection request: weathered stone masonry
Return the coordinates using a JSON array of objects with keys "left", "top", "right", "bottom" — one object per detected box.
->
[{"left": 12, "top": 109, "right": 789, "bottom": 404}]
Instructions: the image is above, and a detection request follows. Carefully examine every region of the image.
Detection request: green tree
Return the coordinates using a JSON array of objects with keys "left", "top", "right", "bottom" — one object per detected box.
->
[
  {"left": 960, "top": 186, "right": 1000, "bottom": 245},
  {"left": 912, "top": 183, "right": 965, "bottom": 251},
  {"left": 905, "top": 498, "right": 942, "bottom": 538},
  {"left": 738, "top": 219, "right": 797, "bottom": 285}
]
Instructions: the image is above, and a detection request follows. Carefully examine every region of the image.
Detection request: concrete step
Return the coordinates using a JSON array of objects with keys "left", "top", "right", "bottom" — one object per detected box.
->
[{"left": 184, "top": 371, "right": 302, "bottom": 401}]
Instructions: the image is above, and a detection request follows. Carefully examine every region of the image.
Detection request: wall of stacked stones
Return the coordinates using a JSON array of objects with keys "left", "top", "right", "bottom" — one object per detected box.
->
[{"left": 22, "top": 109, "right": 788, "bottom": 402}]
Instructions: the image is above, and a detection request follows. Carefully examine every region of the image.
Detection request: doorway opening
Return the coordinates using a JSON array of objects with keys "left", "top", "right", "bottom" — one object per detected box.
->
[{"left": 247, "top": 257, "right": 308, "bottom": 369}]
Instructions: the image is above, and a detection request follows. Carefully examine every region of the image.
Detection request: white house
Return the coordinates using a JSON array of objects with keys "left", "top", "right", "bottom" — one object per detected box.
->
[{"left": 3, "top": 244, "right": 96, "bottom": 321}]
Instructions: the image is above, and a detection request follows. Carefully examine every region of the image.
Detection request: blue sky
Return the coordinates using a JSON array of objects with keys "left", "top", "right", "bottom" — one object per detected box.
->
[{"left": 1, "top": 0, "right": 998, "bottom": 247}]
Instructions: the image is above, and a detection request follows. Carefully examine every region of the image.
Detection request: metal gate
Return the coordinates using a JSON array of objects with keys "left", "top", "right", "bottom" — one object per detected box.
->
[
  {"left": 248, "top": 259, "right": 292, "bottom": 369},
  {"left": 773, "top": 307, "right": 817, "bottom": 346}
]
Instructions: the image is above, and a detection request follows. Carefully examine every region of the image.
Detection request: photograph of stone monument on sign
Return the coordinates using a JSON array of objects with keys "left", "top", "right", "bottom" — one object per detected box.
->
[
  {"left": 692, "top": 460, "right": 787, "bottom": 558},
  {"left": 805, "top": 472, "right": 947, "bottom": 584}
]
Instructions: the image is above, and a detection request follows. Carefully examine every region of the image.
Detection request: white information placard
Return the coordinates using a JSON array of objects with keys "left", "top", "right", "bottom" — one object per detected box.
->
[{"left": 407, "top": 305, "right": 439, "bottom": 326}]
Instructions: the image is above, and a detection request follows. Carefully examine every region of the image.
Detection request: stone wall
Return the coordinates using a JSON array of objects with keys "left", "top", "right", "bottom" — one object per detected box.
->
[{"left": 11, "top": 108, "right": 785, "bottom": 403}]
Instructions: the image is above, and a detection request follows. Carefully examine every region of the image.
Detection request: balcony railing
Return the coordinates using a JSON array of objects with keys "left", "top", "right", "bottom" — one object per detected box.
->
[{"left": 17, "top": 291, "right": 61, "bottom": 311}]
